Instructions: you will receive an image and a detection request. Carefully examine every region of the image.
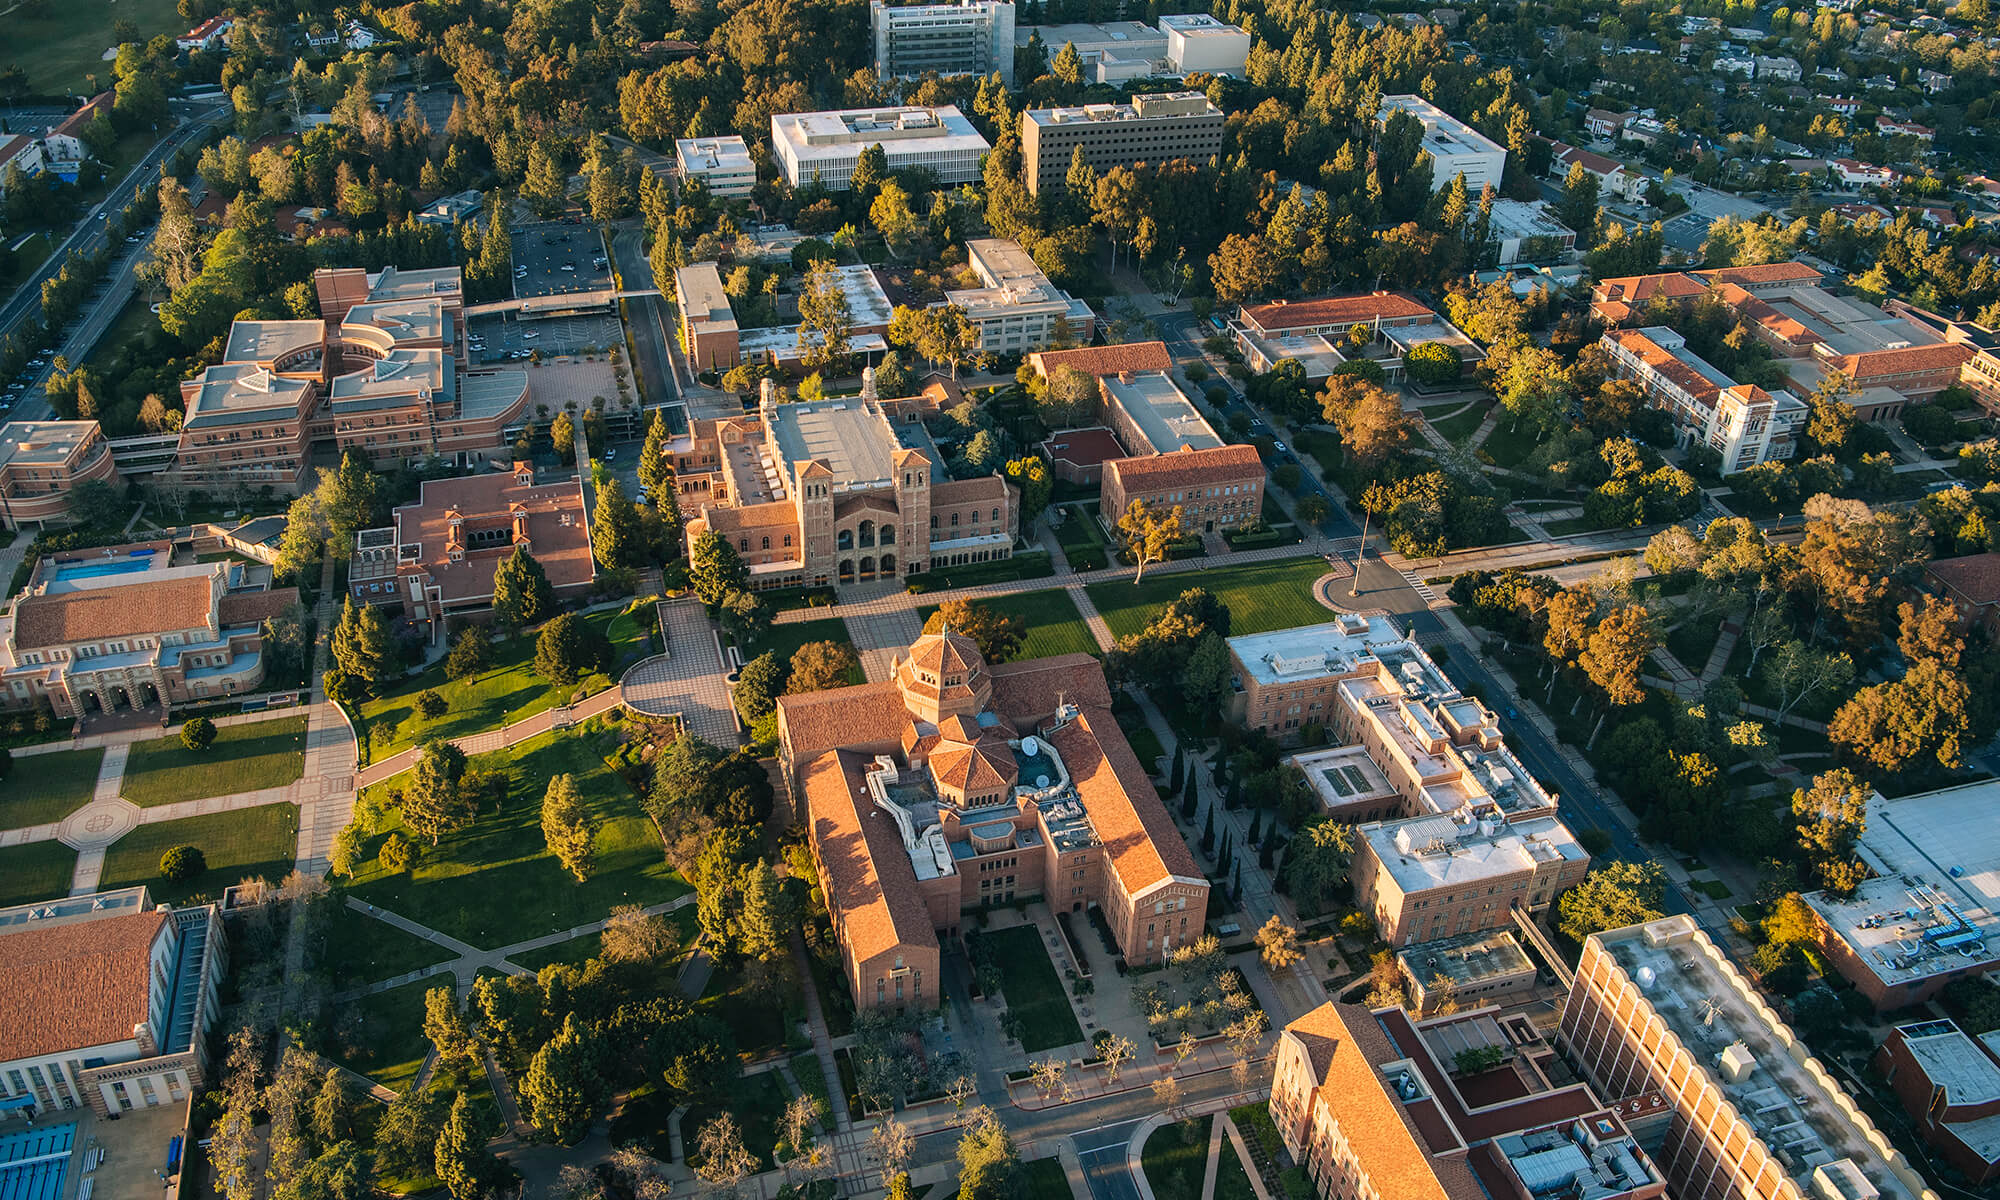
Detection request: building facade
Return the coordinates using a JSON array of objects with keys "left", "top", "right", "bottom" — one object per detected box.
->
[
  {"left": 781, "top": 630, "right": 1208, "bottom": 1011},
  {"left": 41, "top": 92, "right": 112, "bottom": 165},
  {"left": 1229, "top": 292, "right": 1480, "bottom": 380},
  {"left": 0, "top": 889, "right": 227, "bottom": 1118},
  {"left": 1600, "top": 327, "right": 1805, "bottom": 471},
  {"left": 1381, "top": 95, "right": 1506, "bottom": 192},
  {"left": 772, "top": 106, "right": 990, "bottom": 191},
  {"left": 1021, "top": 92, "right": 1225, "bottom": 196},
  {"left": 1874, "top": 1019, "right": 2000, "bottom": 1185},
  {"left": 0, "top": 421, "right": 122, "bottom": 530},
  {"left": 1560, "top": 916, "right": 1938, "bottom": 1200},
  {"left": 1270, "top": 1001, "right": 1666, "bottom": 1200},
  {"left": 1353, "top": 812, "right": 1589, "bottom": 946},
  {"left": 675, "top": 136, "right": 757, "bottom": 197},
  {"left": 0, "top": 541, "right": 296, "bottom": 716},
  {"left": 674, "top": 261, "right": 895, "bottom": 371},
  {"left": 681, "top": 377, "right": 1017, "bottom": 587},
  {"left": 945, "top": 238, "right": 1096, "bottom": 355},
  {"left": 871, "top": 0, "right": 1016, "bottom": 84}
]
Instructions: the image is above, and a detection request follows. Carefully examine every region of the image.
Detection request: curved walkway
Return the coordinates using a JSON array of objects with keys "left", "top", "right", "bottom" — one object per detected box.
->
[{"left": 354, "top": 685, "right": 623, "bottom": 788}]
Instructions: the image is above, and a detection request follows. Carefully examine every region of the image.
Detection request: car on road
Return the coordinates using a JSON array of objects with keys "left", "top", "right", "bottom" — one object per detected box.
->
[
  {"left": 560, "top": 264, "right": 576, "bottom": 273},
  {"left": 604, "top": 447, "right": 616, "bottom": 461},
  {"left": 522, "top": 330, "right": 539, "bottom": 340},
  {"left": 1274, "top": 440, "right": 1288, "bottom": 454}
]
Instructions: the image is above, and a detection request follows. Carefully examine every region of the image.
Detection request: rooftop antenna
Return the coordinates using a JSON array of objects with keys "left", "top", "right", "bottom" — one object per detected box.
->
[{"left": 1699, "top": 996, "right": 1725, "bottom": 1027}]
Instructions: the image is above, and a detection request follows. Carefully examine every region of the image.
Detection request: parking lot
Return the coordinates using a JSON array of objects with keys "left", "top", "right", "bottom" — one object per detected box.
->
[
  {"left": 465, "top": 310, "right": 625, "bottom": 361},
  {"left": 512, "top": 221, "right": 613, "bottom": 300}
]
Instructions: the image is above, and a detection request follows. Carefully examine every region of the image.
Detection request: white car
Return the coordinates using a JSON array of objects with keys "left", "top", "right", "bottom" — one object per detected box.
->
[{"left": 521, "top": 331, "right": 539, "bottom": 340}]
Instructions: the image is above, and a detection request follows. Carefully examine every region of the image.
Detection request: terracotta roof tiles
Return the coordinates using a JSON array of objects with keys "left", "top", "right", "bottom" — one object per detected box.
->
[
  {"left": 12, "top": 575, "right": 216, "bottom": 649},
  {"left": 801, "top": 750, "right": 939, "bottom": 965},
  {"left": 1238, "top": 292, "right": 1433, "bottom": 332},
  {"left": 988, "top": 654, "right": 1113, "bottom": 720},
  {"left": 1048, "top": 706, "right": 1199, "bottom": 896},
  {"left": 778, "top": 680, "right": 911, "bottom": 762},
  {"left": 1107, "top": 444, "right": 1265, "bottom": 496},
  {"left": 1832, "top": 342, "right": 1974, "bottom": 380},
  {"left": 1031, "top": 341, "right": 1173, "bottom": 378},
  {"left": 217, "top": 587, "right": 302, "bottom": 629},
  {"left": 0, "top": 910, "right": 166, "bottom": 1062},
  {"left": 1928, "top": 553, "right": 2000, "bottom": 606},
  {"left": 1693, "top": 262, "right": 1824, "bottom": 287}
]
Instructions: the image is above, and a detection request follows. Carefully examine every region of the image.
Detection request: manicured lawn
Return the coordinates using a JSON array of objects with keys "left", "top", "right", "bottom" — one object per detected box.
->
[
  {"left": 700, "top": 962, "right": 805, "bottom": 1060},
  {"left": 360, "top": 608, "right": 649, "bottom": 759},
  {"left": 121, "top": 716, "right": 307, "bottom": 807},
  {"left": 1021, "top": 1158, "right": 1072, "bottom": 1197},
  {"left": 1111, "top": 695, "right": 1167, "bottom": 775},
  {"left": 920, "top": 588, "right": 1100, "bottom": 661},
  {"left": 1141, "top": 1117, "right": 1214, "bottom": 1200},
  {"left": 749, "top": 618, "right": 865, "bottom": 685},
  {"left": 1216, "top": 1142, "right": 1259, "bottom": 1200},
  {"left": 1088, "top": 556, "right": 1334, "bottom": 641},
  {"left": 327, "top": 980, "right": 435, "bottom": 1094},
  {"left": 680, "top": 1071, "right": 792, "bottom": 1171},
  {"left": 968, "top": 924, "right": 1084, "bottom": 1054},
  {"left": 1480, "top": 419, "right": 1548, "bottom": 464},
  {"left": 1425, "top": 402, "right": 1488, "bottom": 444},
  {"left": 791, "top": 1053, "right": 833, "bottom": 1121},
  {"left": 100, "top": 805, "right": 299, "bottom": 905},
  {"left": 0, "top": 747, "right": 104, "bottom": 827},
  {"left": 1665, "top": 620, "right": 1722, "bottom": 673},
  {"left": 314, "top": 900, "right": 458, "bottom": 986},
  {"left": 506, "top": 905, "right": 698, "bottom": 973},
  {"left": 0, "top": 841, "right": 79, "bottom": 907},
  {"left": 1054, "top": 503, "right": 1110, "bottom": 571},
  {"left": 6, "top": 0, "right": 187, "bottom": 96},
  {"left": 347, "top": 723, "right": 689, "bottom": 948},
  {"left": 1691, "top": 877, "right": 1733, "bottom": 901}
]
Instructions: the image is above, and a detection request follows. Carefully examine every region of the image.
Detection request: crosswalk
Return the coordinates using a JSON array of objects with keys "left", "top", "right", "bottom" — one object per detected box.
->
[{"left": 1399, "top": 568, "right": 1444, "bottom": 607}]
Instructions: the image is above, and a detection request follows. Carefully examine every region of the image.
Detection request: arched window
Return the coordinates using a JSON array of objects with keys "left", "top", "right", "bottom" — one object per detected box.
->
[
  {"left": 881, "top": 526, "right": 895, "bottom": 545},
  {"left": 760, "top": 536, "right": 770, "bottom": 550},
  {"left": 992, "top": 507, "right": 1001, "bottom": 523},
  {"left": 738, "top": 537, "right": 749, "bottom": 551}
]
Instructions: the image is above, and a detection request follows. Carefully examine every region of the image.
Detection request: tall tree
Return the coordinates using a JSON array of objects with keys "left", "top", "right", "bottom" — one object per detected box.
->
[
  {"left": 433, "top": 1094, "right": 502, "bottom": 1200},
  {"left": 535, "top": 613, "right": 609, "bottom": 685},
  {"left": 329, "top": 597, "right": 396, "bottom": 690},
  {"left": 521, "top": 1016, "right": 605, "bottom": 1144},
  {"left": 1116, "top": 501, "right": 1185, "bottom": 583},
  {"left": 1557, "top": 860, "right": 1665, "bottom": 943},
  {"left": 422, "top": 987, "right": 477, "bottom": 1074},
  {"left": 638, "top": 410, "right": 675, "bottom": 501},
  {"left": 922, "top": 599, "right": 1025, "bottom": 662},
  {"left": 788, "top": 641, "right": 858, "bottom": 692},
  {"left": 688, "top": 530, "right": 749, "bottom": 605},
  {"left": 1558, "top": 161, "right": 1602, "bottom": 249},
  {"left": 323, "top": 450, "right": 381, "bottom": 542},
  {"left": 491, "top": 546, "right": 555, "bottom": 628},
  {"left": 798, "top": 259, "right": 854, "bottom": 373},
  {"left": 1321, "top": 375, "right": 1412, "bottom": 470},
  {"left": 591, "top": 476, "right": 642, "bottom": 570},
  {"left": 403, "top": 741, "right": 473, "bottom": 846},
  {"left": 540, "top": 773, "right": 598, "bottom": 882}
]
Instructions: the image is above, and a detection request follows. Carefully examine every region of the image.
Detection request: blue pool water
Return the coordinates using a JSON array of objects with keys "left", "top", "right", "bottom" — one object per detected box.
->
[
  {"left": 51, "top": 558, "right": 154, "bottom": 581},
  {"left": 0, "top": 1120, "right": 76, "bottom": 1200}
]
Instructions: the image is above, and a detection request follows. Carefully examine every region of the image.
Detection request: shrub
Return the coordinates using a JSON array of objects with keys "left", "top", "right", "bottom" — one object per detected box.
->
[
  {"left": 379, "top": 831, "right": 413, "bottom": 873},
  {"left": 160, "top": 845, "right": 206, "bottom": 882},
  {"left": 180, "top": 716, "right": 216, "bottom": 752},
  {"left": 414, "top": 689, "right": 448, "bottom": 720}
]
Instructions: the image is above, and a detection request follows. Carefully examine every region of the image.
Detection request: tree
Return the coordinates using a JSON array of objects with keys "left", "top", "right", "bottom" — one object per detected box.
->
[
  {"left": 1036, "top": 364, "right": 1099, "bottom": 427},
  {"left": 870, "top": 180, "right": 922, "bottom": 255},
  {"left": 956, "top": 1109, "right": 1021, "bottom": 1200},
  {"left": 330, "top": 597, "right": 396, "bottom": 690},
  {"left": 1558, "top": 161, "right": 1602, "bottom": 248},
  {"left": 491, "top": 547, "right": 555, "bottom": 628},
  {"left": 1577, "top": 604, "right": 1654, "bottom": 710},
  {"left": 1498, "top": 346, "right": 1571, "bottom": 435},
  {"left": 735, "top": 650, "right": 788, "bottom": 720},
  {"left": 434, "top": 1094, "right": 502, "bottom": 1200},
  {"left": 639, "top": 410, "right": 676, "bottom": 501},
  {"left": 1792, "top": 768, "right": 1870, "bottom": 893},
  {"left": 422, "top": 986, "right": 478, "bottom": 1074},
  {"left": 1761, "top": 641, "right": 1855, "bottom": 723},
  {"left": 445, "top": 629, "right": 491, "bottom": 681},
  {"left": 535, "top": 614, "right": 608, "bottom": 686},
  {"left": 693, "top": 1114, "right": 758, "bottom": 1191},
  {"left": 324, "top": 450, "right": 381, "bottom": 541},
  {"left": 1255, "top": 916, "right": 1303, "bottom": 970},
  {"left": 738, "top": 858, "right": 793, "bottom": 966},
  {"left": 521, "top": 1016, "right": 605, "bottom": 1144},
  {"left": 1829, "top": 658, "right": 1971, "bottom": 775},
  {"left": 1404, "top": 341, "right": 1462, "bottom": 386},
  {"left": 788, "top": 641, "right": 858, "bottom": 692},
  {"left": 1898, "top": 594, "right": 1965, "bottom": 670},
  {"left": 180, "top": 715, "right": 217, "bottom": 751},
  {"left": 923, "top": 599, "right": 1024, "bottom": 662},
  {"left": 550, "top": 412, "right": 577, "bottom": 464},
  {"left": 68, "top": 479, "right": 126, "bottom": 528},
  {"left": 379, "top": 832, "right": 413, "bottom": 873},
  {"left": 330, "top": 823, "right": 365, "bottom": 879},
  {"left": 1004, "top": 455, "right": 1053, "bottom": 524},
  {"left": 871, "top": 1118, "right": 916, "bottom": 1184},
  {"left": 798, "top": 259, "right": 855, "bottom": 373},
  {"left": 1281, "top": 819, "right": 1354, "bottom": 913},
  {"left": 1117, "top": 500, "right": 1185, "bottom": 583},
  {"left": 1209, "top": 234, "right": 1277, "bottom": 304},
  {"left": 720, "top": 590, "right": 772, "bottom": 646},
  {"left": 1557, "top": 860, "right": 1665, "bottom": 943},
  {"left": 688, "top": 530, "right": 750, "bottom": 605},
  {"left": 591, "top": 477, "right": 643, "bottom": 570},
  {"left": 600, "top": 904, "right": 676, "bottom": 964},
  {"left": 160, "top": 844, "right": 205, "bottom": 882},
  {"left": 403, "top": 741, "right": 473, "bottom": 846},
  {"left": 1321, "top": 375, "right": 1412, "bottom": 470},
  {"left": 414, "top": 690, "right": 448, "bottom": 721},
  {"left": 1184, "top": 632, "right": 1233, "bottom": 719},
  {"left": 540, "top": 774, "right": 598, "bottom": 882}
]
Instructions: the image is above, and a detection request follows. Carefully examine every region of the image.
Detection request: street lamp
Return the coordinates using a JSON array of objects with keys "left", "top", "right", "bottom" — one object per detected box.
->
[{"left": 1350, "top": 508, "right": 1371, "bottom": 598}]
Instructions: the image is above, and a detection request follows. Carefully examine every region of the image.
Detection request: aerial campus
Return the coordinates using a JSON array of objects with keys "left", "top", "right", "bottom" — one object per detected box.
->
[{"left": 5, "top": 4, "right": 2000, "bottom": 1200}]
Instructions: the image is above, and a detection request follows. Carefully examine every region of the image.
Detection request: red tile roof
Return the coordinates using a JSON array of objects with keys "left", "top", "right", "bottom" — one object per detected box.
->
[
  {"left": 1831, "top": 341, "right": 1974, "bottom": 381},
  {"left": 1591, "top": 272, "right": 1705, "bottom": 306},
  {"left": 1608, "top": 328, "right": 1723, "bottom": 409},
  {"left": 217, "top": 587, "right": 302, "bottom": 629},
  {"left": 392, "top": 472, "right": 595, "bottom": 607},
  {"left": 801, "top": 749, "right": 939, "bottom": 965},
  {"left": 1048, "top": 706, "right": 1200, "bottom": 896},
  {"left": 50, "top": 91, "right": 113, "bottom": 141},
  {"left": 1929, "top": 553, "right": 2000, "bottom": 607},
  {"left": 1694, "top": 262, "right": 1824, "bottom": 287},
  {"left": 1030, "top": 341, "right": 1174, "bottom": 378},
  {"left": 13, "top": 575, "right": 216, "bottom": 649},
  {"left": 1239, "top": 292, "right": 1433, "bottom": 333},
  {"left": 988, "top": 653, "right": 1112, "bottom": 719},
  {"left": 1106, "top": 444, "right": 1265, "bottom": 495},
  {"left": 0, "top": 910, "right": 166, "bottom": 1062},
  {"left": 1710, "top": 283, "right": 1820, "bottom": 348}
]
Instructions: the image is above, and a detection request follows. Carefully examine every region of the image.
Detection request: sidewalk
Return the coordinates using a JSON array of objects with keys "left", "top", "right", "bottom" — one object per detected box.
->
[{"left": 354, "top": 684, "right": 623, "bottom": 787}]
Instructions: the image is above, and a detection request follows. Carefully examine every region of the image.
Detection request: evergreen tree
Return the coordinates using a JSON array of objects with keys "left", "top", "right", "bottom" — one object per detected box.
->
[
  {"left": 521, "top": 1016, "right": 605, "bottom": 1144},
  {"left": 323, "top": 450, "right": 380, "bottom": 542},
  {"left": 688, "top": 530, "right": 749, "bottom": 605},
  {"left": 549, "top": 411, "right": 576, "bottom": 464},
  {"left": 491, "top": 546, "right": 554, "bottom": 628},
  {"left": 422, "top": 987, "right": 477, "bottom": 1074},
  {"left": 737, "top": 859, "right": 792, "bottom": 966},
  {"left": 1168, "top": 745, "right": 1184, "bottom": 793},
  {"left": 434, "top": 1093, "right": 502, "bottom": 1200},
  {"left": 1231, "top": 862, "right": 1243, "bottom": 904},
  {"left": 638, "top": 409, "right": 675, "bottom": 500},
  {"left": 329, "top": 597, "right": 396, "bottom": 690},
  {"left": 1180, "top": 784, "right": 1198, "bottom": 822},
  {"left": 403, "top": 741, "right": 473, "bottom": 846},
  {"left": 540, "top": 773, "right": 597, "bottom": 882},
  {"left": 1201, "top": 806, "right": 1215, "bottom": 854},
  {"left": 534, "top": 613, "right": 608, "bottom": 686},
  {"left": 444, "top": 628, "right": 491, "bottom": 681},
  {"left": 590, "top": 476, "right": 642, "bottom": 570},
  {"left": 1247, "top": 811, "right": 1263, "bottom": 848}
]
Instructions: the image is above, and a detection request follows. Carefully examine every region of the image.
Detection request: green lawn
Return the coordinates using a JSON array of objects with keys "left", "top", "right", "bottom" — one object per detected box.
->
[
  {"left": 1215, "top": 1142, "right": 1259, "bottom": 1200},
  {"left": 121, "top": 716, "right": 308, "bottom": 807},
  {"left": 919, "top": 588, "right": 1101, "bottom": 661},
  {"left": 359, "top": 608, "right": 650, "bottom": 759},
  {"left": 700, "top": 962, "right": 805, "bottom": 1060},
  {"left": 0, "top": 747, "right": 104, "bottom": 827},
  {"left": 1088, "top": 556, "right": 1334, "bottom": 641},
  {"left": 1020, "top": 1158, "right": 1072, "bottom": 1197},
  {"left": 0, "top": 841, "right": 79, "bottom": 907},
  {"left": 100, "top": 805, "right": 299, "bottom": 905},
  {"left": 1141, "top": 1117, "right": 1214, "bottom": 1200},
  {"left": 314, "top": 900, "right": 458, "bottom": 986},
  {"left": 1480, "top": 419, "right": 1549, "bottom": 464},
  {"left": 791, "top": 1053, "right": 833, "bottom": 1122},
  {"left": 4, "top": 0, "right": 187, "bottom": 96},
  {"left": 1425, "top": 403, "right": 1488, "bottom": 445},
  {"left": 347, "top": 723, "right": 690, "bottom": 948},
  {"left": 506, "top": 905, "right": 698, "bottom": 973},
  {"left": 969, "top": 924, "right": 1084, "bottom": 1053},
  {"left": 748, "top": 618, "right": 864, "bottom": 685},
  {"left": 1111, "top": 695, "right": 1167, "bottom": 775},
  {"left": 1054, "top": 504, "right": 1110, "bottom": 571},
  {"left": 326, "top": 980, "right": 436, "bottom": 1094},
  {"left": 679, "top": 1071, "right": 792, "bottom": 1171}
]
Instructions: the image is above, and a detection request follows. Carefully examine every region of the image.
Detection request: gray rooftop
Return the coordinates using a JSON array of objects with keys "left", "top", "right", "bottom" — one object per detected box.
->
[
  {"left": 1364, "top": 811, "right": 1584, "bottom": 895},
  {"left": 767, "top": 398, "right": 901, "bottom": 489},
  {"left": 0, "top": 421, "right": 99, "bottom": 469},
  {"left": 1399, "top": 929, "right": 1535, "bottom": 987},
  {"left": 1103, "top": 372, "right": 1221, "bottom": 454},
  {"left": 224, "top": 319, "right": 323, "bottom": 365},
  {"left": 184, "top": 362, "right": 315, "bottom": 425},
  {"left": 1227, "top": 614, "right": 1414, "bottom": 687}
]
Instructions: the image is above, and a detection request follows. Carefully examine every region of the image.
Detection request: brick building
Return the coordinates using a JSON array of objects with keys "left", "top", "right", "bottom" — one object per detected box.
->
[
  {"left": 1095, "top": 371, "right": 1264, "bottom": 535},
  {"left": 0, "top": 421, "right": 122, "bottom": 530},
  {"left": 781, "top": 629, "right": 1206, "bottom": 1011},
  {"left": 1353, "top": 811, "right": 1588, "bottom": 946},
  {"left": 1874, "top": 1018, "right": 2000, "bottom": 1184}
]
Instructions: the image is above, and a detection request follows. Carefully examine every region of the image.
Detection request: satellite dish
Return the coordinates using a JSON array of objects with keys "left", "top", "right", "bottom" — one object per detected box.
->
[
  {"left": 1023, "top": 736, "right": 1040, "bottom": 756},
  {"left": 1037, "top": 775, "right": 1051, "bottom": 788}
]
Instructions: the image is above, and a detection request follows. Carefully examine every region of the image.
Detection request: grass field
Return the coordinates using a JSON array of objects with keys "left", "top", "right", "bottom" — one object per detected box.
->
[
  {"left": 1087, "top": 557, "right": 1333, "bottom": 641},
  {"left": 1425, "top": 402, "right": 1488, "bottom": 444},
  {"left": 1215, "top": 1141, "right": 1260, "bottom": 1200},
  {"left": 1141, "top": 1117, "right": 1215, "bottom": 1200},
  {"left": 700, "top": 962, "right": 805, "bottom": 1060},
  {"left": 327, "top": 980, "right": 435, "bottom": 1093},
  {"left": 1480, "top": 419, "right": 1548, "bottom": 464},
  {"left": 0, "top": 841, "right": 79, "bottom": 907},
  {"left": 919, "top": 588, "right": 1101, "bottom": 661},
  {"left": 360, "top": 608, "right": 650, "bottom": 759},
  {"left": 969, "top": 925, "right": 1083, "bottom": 1053},
  {"left": 505, "top": 905, "right": 698, "bottom": 973},
  {"left": 1053, "top": 504, "right": 1110, "bottom": 571},
  {"left": 1021, "top": 1158, "right": 1071, "bottom": 1197},
  {"left": 314, "top": 899, "right": 458, "bottom": 986},
  {"left": 749, "top": 617, "right": 865, "bottom": 685},
  {"left": 4, "top": 0, "right": 187, "bottom": 97},
  {"left": 100, "top": 804, "right": 299, "bottom": 905},
  {"left": 347, "top": 722, "right": 689, "bottom": 948},
  {"left": 680, "top": 1071, "right": 792, "bottom": 1171},
  {"left": 0, "top": 746, "right": 103, "bottom": 827},
  {"left": 121, "top": 715, "right": 308, "bottom": 807}
]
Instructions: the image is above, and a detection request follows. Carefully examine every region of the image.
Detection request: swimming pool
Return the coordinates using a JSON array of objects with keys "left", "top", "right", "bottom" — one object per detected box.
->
[
  {"left": 50, "top": 558, "right": 155, "bottom": 581},
  {"left": 0, "top": 1120, "right": 76, "bottom": 1200}
]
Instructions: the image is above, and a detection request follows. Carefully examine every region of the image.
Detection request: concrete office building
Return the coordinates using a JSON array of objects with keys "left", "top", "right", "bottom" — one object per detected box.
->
[
  {"left": 1601, "top": 327, "right": 1805, "bottom": 472},
  {"left": 1380, "top": 94, "right": 1507, "bottom": 193},
  {"left": 675, "top": 136, "right": 757, "bottom": 198},
  {"left": 1397, "top": 930, "right": 1539, "bottom": 1015},
  {"left": 771, "top": 105, "right": 990, "bottom": 191},
  {"left": 783, "top": 628, "right": 1207, "bottom": 1011},
  {"left": 1017, "top": 15, "right": 1248, "bottom": 81},
  {"left": 1487, "top": 200, "right": 1578, "bottom": 266},
  {"left": 871, "top": 0, "right": 1016, "bottom": 85},
  {"left": 1560, "top": 915, "right": 1938, "bottom": 1200},
  {"left": 674, "top": 261, "right": 894, "bottom": 371},
  {"left": 1353, "top": 810, "right": 1589, "bottom": 947},
  {"left": 1020, "top": 92, "right": 1224, "bottom": 196},
  {"left": 0, "top": 421, "right": 122, "bottom": 530},
  {"left": 1270, "top": 1002, "right": 1667, "bottom": 1200},
  {"left": 0, "top": 889, "right": 227, "bottom": 1117},
  {"left": 945, "top": 238, "right": 1096, "bottom": 355},
  {"left": 1157, "top": 14, "right": 1251, "bottom": 74}
]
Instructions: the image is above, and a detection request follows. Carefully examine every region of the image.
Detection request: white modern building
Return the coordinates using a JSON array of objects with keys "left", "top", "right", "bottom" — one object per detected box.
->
[
  {"left": 1156, "top": 14, "right": 1251, "bottom": 75},
  {"left": 1018, "top": 14, "right": 1249, "bottom": 81},
  {"left": 0, "top": 888, "right": 227, "bottom": 1117},
  {"left": 771, "top": 105, "right": 991, "bottom": 191},
  {"left": 1379, "top": 94, "right": 1507, "bottom": 193},
  {"left": 944, "top": 238, "right": 1096, "bottom": 355},
  {"left": 1601, "top": 326, "right": 1806, "bottom": 471},
  {"left": 1487, "top": 199, "right": 1577, "bottom": 266},
  {"left": 871, "top": 0, "right": 1016, "bottom": 85},
  {"left": 676, "top": 136, "right": 758, "bottom": 198}
]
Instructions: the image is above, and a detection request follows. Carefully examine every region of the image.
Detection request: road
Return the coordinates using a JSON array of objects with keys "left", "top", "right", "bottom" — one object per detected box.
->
[{"left": 606, "top": 221, "right": 681, "bottom": 417}]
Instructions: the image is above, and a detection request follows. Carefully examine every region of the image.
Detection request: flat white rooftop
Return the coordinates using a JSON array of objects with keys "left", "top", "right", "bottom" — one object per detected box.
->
[
  {"left": 1227, "top": 614, "right": 1418, "bottom": 688},
  {"left": 1364, "top": 811, "right": 1584, "bottom": 894},
  {"left": 676, "top": 136, "right": 754, "bottom": 174},
  {"left": 1103, "top": 372, "right": 1221, "bottom": 453},
  {"left": 1488, "top": 199, "right": 1577, "bottom": 239},
  {"left": 1380, "top": 94, "right": 1505, "bottom": 159}
]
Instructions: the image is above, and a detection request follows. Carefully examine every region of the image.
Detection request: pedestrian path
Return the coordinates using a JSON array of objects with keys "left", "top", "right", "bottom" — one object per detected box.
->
[
  {"left": 789, "top": 929, "right": 853, "bottom": 1130},
  {"left": 620, "top": 597, "right": 738, "bottom": 744},
  {"left": 356, "top": 684, "right": 624, "bottom": 787}
]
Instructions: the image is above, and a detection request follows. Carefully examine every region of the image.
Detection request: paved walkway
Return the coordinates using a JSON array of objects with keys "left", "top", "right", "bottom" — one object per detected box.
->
[
  {"left": 619, "top": 597, "right": 739, "bottom": 743},
  {"left": 789, "top": 928, "right": 853, "bottom": 1130},
  {"left": 355, "top": 685, "right": 623, "bottom": 788}
]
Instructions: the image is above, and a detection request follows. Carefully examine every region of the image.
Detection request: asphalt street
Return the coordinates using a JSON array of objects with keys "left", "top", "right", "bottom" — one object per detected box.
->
[
  {"left": 607, "top": 221, "right": 682, "bottom": 415},
  {"left": 1072, "top": 1119, "right": 1145, "bottom": 1200}
]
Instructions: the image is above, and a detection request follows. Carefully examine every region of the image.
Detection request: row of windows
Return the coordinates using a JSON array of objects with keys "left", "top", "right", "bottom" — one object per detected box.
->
[{"left": 930, "top": 507, "right": 1003, "bottom": 528}]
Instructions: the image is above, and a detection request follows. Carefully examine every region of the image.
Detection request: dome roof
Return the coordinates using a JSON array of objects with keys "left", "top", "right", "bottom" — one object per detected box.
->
[{"left": 907, "top": 628, "right": 986, "bottom": 676}]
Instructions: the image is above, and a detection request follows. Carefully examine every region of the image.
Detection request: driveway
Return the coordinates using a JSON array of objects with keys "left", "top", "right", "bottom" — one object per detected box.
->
[{"left": 1073, "top": 1119, "right": 1146, "bottom": 1200}]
